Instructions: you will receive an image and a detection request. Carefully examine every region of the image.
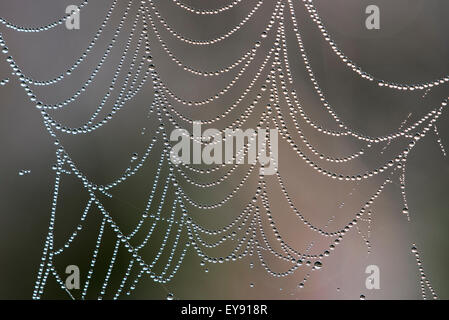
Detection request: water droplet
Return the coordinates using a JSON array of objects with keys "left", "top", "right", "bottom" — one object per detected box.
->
[
  {"left": 166, "top": 293, "right": 174, "bottom": 300},
  {"left": 19, "top": 169, "right": 31, "bottom": 176}
]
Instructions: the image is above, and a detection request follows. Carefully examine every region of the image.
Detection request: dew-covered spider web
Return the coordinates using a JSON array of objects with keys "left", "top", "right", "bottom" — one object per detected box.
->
[{"left": 0, "top": 0, "right": 447, "bottom": 300}]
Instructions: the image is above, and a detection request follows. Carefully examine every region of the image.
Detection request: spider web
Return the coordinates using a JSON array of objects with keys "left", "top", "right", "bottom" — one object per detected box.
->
[{"left": 0, "top": 0, "right": 447, "bottom": 300}]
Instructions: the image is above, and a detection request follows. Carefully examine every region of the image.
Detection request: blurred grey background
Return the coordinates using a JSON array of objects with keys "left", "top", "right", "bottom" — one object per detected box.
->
[{"left": 0, "top": 0, "right": 448, "bottom": 299}]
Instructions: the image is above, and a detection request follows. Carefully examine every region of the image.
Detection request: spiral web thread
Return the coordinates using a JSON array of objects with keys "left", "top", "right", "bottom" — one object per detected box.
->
[{"left": 0, "top": 0, "right": 447, "bottom": 300}]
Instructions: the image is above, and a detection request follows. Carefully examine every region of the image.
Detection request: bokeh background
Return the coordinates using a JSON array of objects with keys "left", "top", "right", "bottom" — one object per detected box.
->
[{"left": 0, "top": 0, "right": 448, "bottom": 299}]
